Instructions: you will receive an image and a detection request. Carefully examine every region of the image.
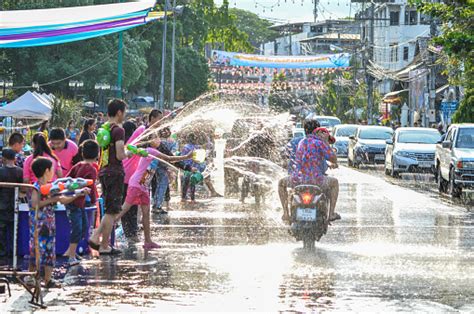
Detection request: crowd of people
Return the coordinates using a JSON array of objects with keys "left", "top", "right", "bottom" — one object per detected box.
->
[
  {"left": 0, "top": 99, "right": 223, "bottom": 289},
  {"left": 0, "top": 94, "right": 349, "bottom": 290}
]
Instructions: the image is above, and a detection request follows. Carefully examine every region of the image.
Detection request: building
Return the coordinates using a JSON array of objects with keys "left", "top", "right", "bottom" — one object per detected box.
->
[
  {"left": 356, "top": 0, "right": 433, "bottom": 93},
  {"left": 261, "top": 19, "right": 360, "bottom": 56}
]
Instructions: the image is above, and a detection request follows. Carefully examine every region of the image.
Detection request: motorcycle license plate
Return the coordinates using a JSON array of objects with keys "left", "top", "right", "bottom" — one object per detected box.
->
[
  {"left": 296, "top": 208, "right": 317, "bottom": 221},
  {"left": 418, "top": 161, "right": 432, "bottom": 168},
  {"left": 374, "top": 154, "right": 385, "bottom": 160}
]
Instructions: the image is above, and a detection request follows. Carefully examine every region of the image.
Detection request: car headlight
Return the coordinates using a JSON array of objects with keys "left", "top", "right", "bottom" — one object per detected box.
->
[
  {"left": 394, "top": 151, "right": 411, "bottom": 158},
  {"left": 355, "top": 144, "right": 367, "bottom": 151},
  {"left": 461, "top": 161, "right": 474, "bottom": 169}
]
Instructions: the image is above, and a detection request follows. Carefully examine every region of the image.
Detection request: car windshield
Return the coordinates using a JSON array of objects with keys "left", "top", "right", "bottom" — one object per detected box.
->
[
  {"left": 335, "top": 126, "right": 357, "bottom": 137},
  {"left": 456, "top": 128, "right": 474, "bottom": 148},
  {"left": 359, "top": 128, "right": 393, "bottom": 140},
  {"left": 398, "top": 130, "right": 440, "bottom": 144},
  {"left": 317, "top": 118, "right": 341, "bottom": 127}
]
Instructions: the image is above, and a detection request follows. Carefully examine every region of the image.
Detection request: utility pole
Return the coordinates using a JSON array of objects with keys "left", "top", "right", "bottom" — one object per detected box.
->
[
  {"left": 169, "top": 0, "right": 177, "bottom": 109},
  {"left": 158, "top": 0, "right": 169, "bottom": 110},
  {"left": 428, "top": 16, "right": 437, "bottom": 126},
  {"left": 366, "top": 1, "right": 375, "bottom": 124},
  {"left": 313, "top": 0, "right": 319, "bottom": 23}
]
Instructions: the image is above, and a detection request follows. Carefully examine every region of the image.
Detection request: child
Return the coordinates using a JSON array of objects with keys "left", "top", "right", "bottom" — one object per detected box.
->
[
  {"left": 115, "top": 138, "right": 192, "bottom": 249},
  {"left": 7, "top": 132, "right": 26, "bottom": 168},
  {"left": 181, "top": 134, "right": 206, "bottom": 203},
  {"left": 63, "top": 140, "right": 99, "bottom": 266},
  {"left": 153, "top": 127, "right": 178, "bottom": 214},
  {"left": 29, "top": 157, "right": 89, "bottom": 288},
  {"left": 0, "top": 149, "right": 23, "bottom": 258}
]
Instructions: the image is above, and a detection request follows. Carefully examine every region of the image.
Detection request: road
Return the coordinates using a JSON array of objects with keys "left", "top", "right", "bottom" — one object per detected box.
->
[{"left": 3, "top": 165, "right": 473, "bottom": 312}]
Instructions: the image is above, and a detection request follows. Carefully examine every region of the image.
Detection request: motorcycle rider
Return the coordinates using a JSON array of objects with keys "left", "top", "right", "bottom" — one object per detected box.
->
[{"left": 290, "top": 120, "right": 341, "bottom": 222}]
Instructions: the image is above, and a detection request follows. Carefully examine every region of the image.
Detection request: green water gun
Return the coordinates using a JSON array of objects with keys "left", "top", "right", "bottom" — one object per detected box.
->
[{"left": 127, "top": 144, "right": 149, "bottom": 157}]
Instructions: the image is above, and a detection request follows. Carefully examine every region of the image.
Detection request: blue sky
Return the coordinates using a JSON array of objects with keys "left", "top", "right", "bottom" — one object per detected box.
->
[{"left": 215, "top": 0, "right": 354, "bottom": 23}]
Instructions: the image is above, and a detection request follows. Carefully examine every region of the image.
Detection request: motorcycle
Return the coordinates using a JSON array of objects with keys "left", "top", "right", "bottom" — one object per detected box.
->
[{"left": 289, "top": 184, "right": 330, "bottom": 250}]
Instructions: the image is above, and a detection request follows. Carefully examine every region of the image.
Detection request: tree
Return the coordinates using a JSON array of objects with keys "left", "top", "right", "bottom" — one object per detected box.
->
[
  {"left": 229, "top": 8, "right": 278, "bottom": 51},
  {"left": 411, "top": 0, "right": 474, "bottom": 123}
]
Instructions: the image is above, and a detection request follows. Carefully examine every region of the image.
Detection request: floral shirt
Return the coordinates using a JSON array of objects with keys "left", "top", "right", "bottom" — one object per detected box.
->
[{"left": 291, "top": 132, "right": 335, "bottom": 186}]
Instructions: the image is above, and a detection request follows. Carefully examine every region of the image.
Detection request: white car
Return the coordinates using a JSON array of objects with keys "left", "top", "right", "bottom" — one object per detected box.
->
[
  {"left": 332, "top": 124, "right": 358, "bottom": 157},
  {"left": 385, "top": 127, "right": 441, "bottom": 177}
]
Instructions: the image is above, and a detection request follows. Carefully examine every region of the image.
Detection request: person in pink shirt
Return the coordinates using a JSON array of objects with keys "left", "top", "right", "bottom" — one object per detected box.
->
[
  {"left": 121, "top": 109, "right": 163, "bottom": 239},
  {"left": 49, "top": 128, "right": 79, "bottom": 175},
  {"left": 115, "top": 138, "right": 192, "bottom": 249},
  {"left": 23, "top": 133, "right": 62, "bottom": 184}
]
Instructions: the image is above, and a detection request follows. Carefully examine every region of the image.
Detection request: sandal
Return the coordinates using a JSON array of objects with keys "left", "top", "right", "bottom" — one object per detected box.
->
[
  {"left": 99, "top": 247, "right": 122, "bottom": 255},
  {"left": 88, "top": 240, "right": 100, "bottom": 251}
]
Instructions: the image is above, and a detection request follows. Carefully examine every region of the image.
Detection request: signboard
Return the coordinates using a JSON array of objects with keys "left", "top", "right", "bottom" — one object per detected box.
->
[
  {"left": 441, "top": 100, "right": 459, "bottom": 124},
  {"left": 211, "top": 50, "right": 351, "bottom": 69}
]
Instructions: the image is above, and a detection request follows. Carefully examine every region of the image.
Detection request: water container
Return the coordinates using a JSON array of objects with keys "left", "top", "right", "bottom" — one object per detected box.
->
[{"left": 193, "top": 149, "right": 206, "bottom": 163}]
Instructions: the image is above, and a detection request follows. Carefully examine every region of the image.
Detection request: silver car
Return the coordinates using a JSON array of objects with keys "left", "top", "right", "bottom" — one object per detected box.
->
[
  {"left": 385, "top": 127, "right": 441, "bottom": 177},
  {"left": 332, "top": 124, "right": 358, "bottom": 157}
]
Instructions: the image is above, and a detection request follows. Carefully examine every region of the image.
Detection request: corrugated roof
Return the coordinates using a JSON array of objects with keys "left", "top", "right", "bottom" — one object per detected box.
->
[{"left": 300, "top": 33, "right": 360, "bottom": 42}]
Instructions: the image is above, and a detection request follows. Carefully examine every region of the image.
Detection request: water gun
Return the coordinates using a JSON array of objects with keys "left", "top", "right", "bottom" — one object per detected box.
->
[
  {"left": 97, "top": 122, "right": 111, "bottom": 148},
  {"left": 127, "top": 144, "right": 148, "bottom": 157},
  {"left": 40, "top": 177, "right": 93, "bottom": 196}
]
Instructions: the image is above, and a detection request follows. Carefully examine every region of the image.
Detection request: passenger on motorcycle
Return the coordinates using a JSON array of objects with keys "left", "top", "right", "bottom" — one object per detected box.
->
[
  {"left": 290, "top": 120, "right": 341, "bottom": 222},
  {"left": 279, "top": 123, "right": 311, "bottom": 222}
]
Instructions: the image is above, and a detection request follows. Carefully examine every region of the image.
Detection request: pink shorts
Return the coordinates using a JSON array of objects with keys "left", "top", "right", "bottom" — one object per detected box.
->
[{"left": 125, "top": 186, "right": 150, "bottom": 206}]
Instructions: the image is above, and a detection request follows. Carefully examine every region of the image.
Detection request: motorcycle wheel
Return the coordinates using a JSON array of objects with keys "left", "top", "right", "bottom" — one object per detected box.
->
[{"left": 302, "top": 233, "right": 315, "bottom": 251}]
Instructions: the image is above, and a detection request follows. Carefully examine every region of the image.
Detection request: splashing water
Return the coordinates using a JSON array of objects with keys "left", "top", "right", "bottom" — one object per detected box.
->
[{"left": 129, "top": 92, "right": 294, "bottom": 204}]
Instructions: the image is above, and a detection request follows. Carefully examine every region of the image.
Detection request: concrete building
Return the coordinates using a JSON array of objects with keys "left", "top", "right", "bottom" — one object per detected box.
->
[
  {"left": 261, "top": 19, "right": 360, "bottom": 56},
  {"left": 356, "top": 0, "right": 433, "bottom": 93}
]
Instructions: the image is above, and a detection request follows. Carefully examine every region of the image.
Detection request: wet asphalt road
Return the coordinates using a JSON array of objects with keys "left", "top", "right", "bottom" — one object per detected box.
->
[{"left": 6, "top": 164, "right": 474, "bottom": 312}]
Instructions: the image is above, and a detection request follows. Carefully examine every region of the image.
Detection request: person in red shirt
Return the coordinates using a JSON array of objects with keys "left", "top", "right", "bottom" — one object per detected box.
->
[
  {"left": 63, "top": 140, "right": 99, "bottom": 265},
  {"left": 49, "top": 128, "right": 79, "bottom": 175}
]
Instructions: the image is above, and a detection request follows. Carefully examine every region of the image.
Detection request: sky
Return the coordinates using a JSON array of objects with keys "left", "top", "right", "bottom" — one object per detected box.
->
[{"left": 215, "top": 0, "right": 355, "bottom": 23}]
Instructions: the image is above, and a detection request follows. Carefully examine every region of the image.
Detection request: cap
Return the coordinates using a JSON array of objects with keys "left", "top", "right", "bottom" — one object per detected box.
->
[{"left": 315, "top": 127, "right": 336, "bottom": 144}]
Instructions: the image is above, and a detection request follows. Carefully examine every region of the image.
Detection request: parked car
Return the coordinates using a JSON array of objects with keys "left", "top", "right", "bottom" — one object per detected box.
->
[
  {"left": 305, "top": 114, "right": 341, "bottom": 132},
  {"left": 348, "top": 126, "right": 393, "bottom": 167},
  {"left": 332, "top": 124, "right": 358, "bottom": 157},
  {"left": 436, "top": 124, "right": 474, "bottom": 197},
  {"left": 292, "top": 127, "right": 305, "bottom": 139},
  {"left": 384, "top": 127, "right": 441, "bottom": 177}
]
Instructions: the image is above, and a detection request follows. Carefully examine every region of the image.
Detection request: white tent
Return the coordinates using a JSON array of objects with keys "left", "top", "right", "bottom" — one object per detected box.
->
[{"left": 0, "top": 90, "right": 52, "bottom": 120}]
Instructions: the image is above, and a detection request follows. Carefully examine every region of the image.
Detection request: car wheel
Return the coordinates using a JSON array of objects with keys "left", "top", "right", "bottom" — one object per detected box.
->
[
  {"left": 448, "top": 168, "right": 462, "bottom": 198},
  {"left": 437, "top": 166, "right": 447, "bottom": 193}
]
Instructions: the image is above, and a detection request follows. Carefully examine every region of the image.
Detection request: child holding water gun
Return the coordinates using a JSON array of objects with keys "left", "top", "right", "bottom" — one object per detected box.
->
[
  {"left": 63, "top": 140, "right": 99, "bottom": 266},
  {"left": 181, "top": 133, "right": 206, "bottom": 203},
  {"left": 28, "top": 157, "right": 89, "bottom": 288},
  {"left": 115, "top": 138, "right": 193, "bottom": 249}
]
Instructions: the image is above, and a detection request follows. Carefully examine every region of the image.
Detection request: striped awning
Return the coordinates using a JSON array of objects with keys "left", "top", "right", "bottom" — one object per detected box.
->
[{"left": 0, "top": 1, "right": 161, "bottom": 48}]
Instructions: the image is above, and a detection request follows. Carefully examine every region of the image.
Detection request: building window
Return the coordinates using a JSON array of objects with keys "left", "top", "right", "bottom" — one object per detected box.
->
[
  {"left": 390, "top": 11, "right": 400, "bottom": 26},
  {"left": 390, "top": 44, "right": 398, "bottom": 63},
  {"left": 403, "top": 46, "right": 409, "bottom": 61},
  {"left": 405, "top": 10, "right": 418, "bottom": 25}
]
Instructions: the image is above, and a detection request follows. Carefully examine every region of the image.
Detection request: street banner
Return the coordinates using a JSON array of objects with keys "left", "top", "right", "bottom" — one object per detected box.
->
[
  {"left": 0, "top": 1, "right": 161, "bottom": 48},
  {"left": 211, "top": 50, "right": 351, "bottom": 69}
]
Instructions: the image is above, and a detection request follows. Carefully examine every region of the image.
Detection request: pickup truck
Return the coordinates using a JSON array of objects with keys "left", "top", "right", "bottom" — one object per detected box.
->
[{"left": 435, "top": 124, "right": 474, "bottom": 197}]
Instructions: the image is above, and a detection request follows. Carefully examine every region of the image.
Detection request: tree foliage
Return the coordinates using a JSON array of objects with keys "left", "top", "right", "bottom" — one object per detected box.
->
[
  {"left": 229, "top": 8, "right": 278, "bottom": 51},
  {"left": 0, "top": 0, "right": 252, "bottom": 106},
  {"left": 411, "top": 0, "right": 474, "bottom": 123}
]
